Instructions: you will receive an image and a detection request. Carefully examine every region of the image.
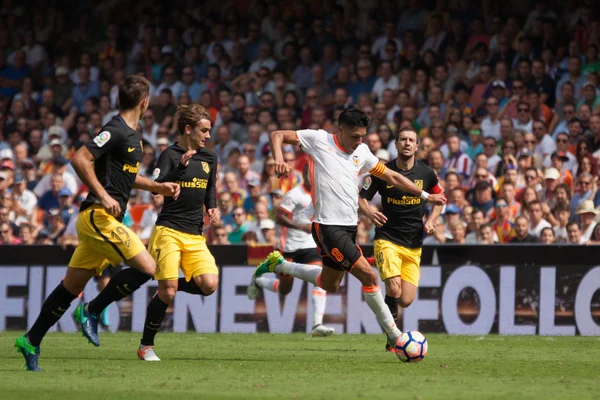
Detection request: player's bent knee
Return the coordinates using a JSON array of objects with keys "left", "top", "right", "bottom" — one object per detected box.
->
[
  {"left": 399, "top": 297, "right": 414, "bottom": 308},
  {"left": 196, "top": 273, "right": 219, "bottom": 296},
  {"left": 319, "top": 281, "right": 340, "bottom": 293},
  {"left": 159, "top": 286, "right": 177, "bottom": 303}
]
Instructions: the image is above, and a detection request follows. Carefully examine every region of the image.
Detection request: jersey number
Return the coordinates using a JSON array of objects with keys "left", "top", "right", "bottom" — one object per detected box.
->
[
  {"left": 331, "top": 248, "right": 344, "bottom": 262},
  {"left": 111, "top": 226, "right": 131, "bottom": 248}
]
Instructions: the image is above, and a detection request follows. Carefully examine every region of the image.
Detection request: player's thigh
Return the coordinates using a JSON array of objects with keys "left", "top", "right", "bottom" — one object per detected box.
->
[
  {"left": 180, "top": 231, "right": 219, "bottom": 282},
  {"left": 374, "top": 239, "right": 403, "bottom": 281},
  {"left": 148, "top": 226, "right": 182, "bottom": 281},
  {"left": 398, "top": 247, "right": 422, "bottom": 289}
]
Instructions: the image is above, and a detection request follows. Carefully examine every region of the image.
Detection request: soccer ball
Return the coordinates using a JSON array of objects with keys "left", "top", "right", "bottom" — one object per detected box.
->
[{"left": 395, "top": 331, "right": 427, "bottom": 362}]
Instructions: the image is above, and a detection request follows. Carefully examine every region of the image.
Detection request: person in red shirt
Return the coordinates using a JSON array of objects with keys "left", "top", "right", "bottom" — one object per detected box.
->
[{"left": 492, "top": 197, "right": 517, "bottom": 243}]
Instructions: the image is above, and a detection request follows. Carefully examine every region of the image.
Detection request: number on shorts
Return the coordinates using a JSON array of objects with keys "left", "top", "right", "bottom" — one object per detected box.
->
[
  {"left": 375, "top": 252, "right": 384, "bottom": 267},
  {"left": 111, "top": 226, "right": 131, "bottom": 247},
  {"left": 331, "top": 248, "right": 344, "bottom": 262}
]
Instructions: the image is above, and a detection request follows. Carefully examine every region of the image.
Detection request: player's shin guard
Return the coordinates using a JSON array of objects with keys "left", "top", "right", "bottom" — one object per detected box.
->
[
  {"left": 384, "top": 295, "right": 400, "bottom": 322},
  {"left": 27, "top": 282, "right": 78, "bottom": 346},
  {"left": 87, "top": 268, "right": 151, "bottom": 315},
  {"left": 312, "top": 287, "right": 327, "bottom": 326},
  {"left": 362, "top": 286, "right": 402, "bottom": 341},
  {"left": 274, "top": 261, "right": 321, "bottom": 286},
  {"left": 141, "top": 294, "right": 168, "bottom": 346},
  {"left": 254, "top": 276, "right": 280, "bottom": 293}
]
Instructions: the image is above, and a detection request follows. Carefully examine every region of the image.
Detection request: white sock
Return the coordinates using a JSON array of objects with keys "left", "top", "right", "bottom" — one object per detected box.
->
[
  {"left": 255, "top": 276, "right": 279, "bottom": 293},
  {"left": 274, "top": 261, "right": 321, "bottom": 286},
  {"left": 311, "top": 286, "right": 327, "bottom": 326},
  {"left": 362, "top": 286, "right": 402, "bottom": 341}
]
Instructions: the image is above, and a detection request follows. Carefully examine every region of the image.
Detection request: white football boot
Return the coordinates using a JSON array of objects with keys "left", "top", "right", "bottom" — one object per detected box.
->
[
  {"left": 311, "top": 324, "right": 335, "bottom": 337},
  {"left": 137, "top": 345, "right": 161, "bottom": 361}
]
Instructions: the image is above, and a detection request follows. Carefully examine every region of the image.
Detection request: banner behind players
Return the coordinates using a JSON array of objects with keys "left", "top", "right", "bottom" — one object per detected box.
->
[{"left": 0, "top": 245, "right": 599, "bottom": 335}]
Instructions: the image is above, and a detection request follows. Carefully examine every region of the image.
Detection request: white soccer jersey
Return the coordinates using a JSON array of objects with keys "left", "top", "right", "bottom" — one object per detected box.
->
[
  {"left": 296, "top": 129, "right": 385, "bottom": 226},
  {"left": 279, "top": 185, "right": 316, "bottom": 252}
]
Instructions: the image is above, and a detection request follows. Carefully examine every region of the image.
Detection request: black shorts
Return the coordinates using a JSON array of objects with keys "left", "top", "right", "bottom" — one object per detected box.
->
[
  {"left": 312, "top": 223, "right": 362, "bottom": 272},
  {"left": 282, "top": 248, "right": 322, "bottom": 264}
]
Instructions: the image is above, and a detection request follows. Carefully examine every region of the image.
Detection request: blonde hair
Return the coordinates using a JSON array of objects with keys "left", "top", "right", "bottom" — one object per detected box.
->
[{"left": 176, "top": 104, "right": 211, "bottom": 133}]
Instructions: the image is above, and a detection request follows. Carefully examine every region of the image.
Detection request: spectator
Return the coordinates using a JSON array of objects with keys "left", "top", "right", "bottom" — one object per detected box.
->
[
  {"left": 575, "top": 200, "right": 598, "bottom": 242},
  {"left": 481, "top": 96, "right": 501, "bottom": 140},
  {"left": 11, "top": 172, "right": 36, "bottom": 225},
  {"left": 479, "top": 223, "right": 497, "bottom": 244},
  {"left": 511, "top": 216, "right": 539, "bottom": 243},
  {"left": 228, "top": 206, "right": 249, "bottom": 244},
  {"left": 566, "top": 221, "right": 584, "bottom": 244},
  {"left": 151, "top": 88, "right": 177, "bottom": 127},
  {"left": 539, "top": 227, "right": 556, "bottom": 244},
  {"left": 0, "top": 221, "right": 20, "bottom": 244},
  {"left": 527, "top": 200, "right": 552, "bottom": 237},
  {"left": 37, "top": 173, "right": 66, "bottom": 213},
  {"left": 212, "top": 224, "right": 230, "bottom": 245},
  {"left": 493, "top": 197, "right": 517, "bottom": 243},
  {"left": 137, "top": 195, "right": 163, "bottom": 244},
  {"left": 71, "top": 67, "right": 100, "bottom": 112}
]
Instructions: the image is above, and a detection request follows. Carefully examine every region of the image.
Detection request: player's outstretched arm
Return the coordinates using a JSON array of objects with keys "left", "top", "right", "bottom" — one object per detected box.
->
[
  {"left": 134, "top": 175, "right": 180, "bottom": 200},
  {"left": 71, "top": 146, "right": 121, "bottom": 216},
  {"left": 270, "top": 130, "right": 300, "bottom": 177},
  {"left": 379, "top": 168, "right": 446, "bottom": 205}
]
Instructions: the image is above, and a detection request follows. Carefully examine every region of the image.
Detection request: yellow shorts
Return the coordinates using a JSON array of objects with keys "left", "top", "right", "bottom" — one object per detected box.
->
[
  {"left": 373, "top": 239, "right": 422, "bottom": 287},
  {"left": 69, "top": 205, "right": 146, "bottom": 275},
  {"left": 148, "top": 225, "right": 218, "bottom": 281}
]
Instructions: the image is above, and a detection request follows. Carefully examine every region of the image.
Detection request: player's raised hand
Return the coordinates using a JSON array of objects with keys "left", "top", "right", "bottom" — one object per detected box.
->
[
  {"left": 275, "top": 159, "right": 292, "bottom": 178},
  {"left": 427, "top": 193, "right": 446, "bottom": 206},
  {"left": 158, "top": 182, "right": 181, "bottom": 200},
  {"left": 181, "top": 146, "right": 197, "bottom": 167},
  {"left": 101, "top": 194, "right": 121, "bottom": 216},
  {"left": 369, "top": 211, "right": 388, "bottom": 227},
  {"left": 207, "top": 208, "right": 221, "bottom": 224}
]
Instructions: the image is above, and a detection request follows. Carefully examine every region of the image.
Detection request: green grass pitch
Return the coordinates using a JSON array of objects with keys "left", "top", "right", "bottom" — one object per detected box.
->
[{"left": 1, "top": 332, "right": 598, "bottom": 400}]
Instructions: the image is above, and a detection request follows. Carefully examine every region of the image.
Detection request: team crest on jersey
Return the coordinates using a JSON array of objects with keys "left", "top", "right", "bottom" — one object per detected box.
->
[
  {"left": 414, "top": 179, "right": 423, "bottom": 189},
  {"left": 93, "top": 131, "right": 111, "bottom": 147},
  {"left": 363, "top": 176, "right": 372, "bottom": 190},
  {"left": 352, "top": 155, "right": 360, "bottom": 166},
  {"left": 151, "top": 168, "right": 160, "bottom": 181},
  {"left": 282, "top": 197, "right": 294, "bottom": 208},
  {"left": 201, "top": 161, "right": 210, "bottom": 174}
]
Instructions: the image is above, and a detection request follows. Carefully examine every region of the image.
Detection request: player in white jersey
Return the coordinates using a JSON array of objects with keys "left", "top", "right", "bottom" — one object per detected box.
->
[
  {"left": 247, "top": 165, "right": 334, "bottom": 337},
  {"left": 250, "top": 108, "right": 446, "bottom": 350}
]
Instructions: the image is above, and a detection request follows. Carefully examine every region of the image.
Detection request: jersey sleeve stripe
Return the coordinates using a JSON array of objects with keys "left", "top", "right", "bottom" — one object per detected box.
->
[
  {"left": 307, "top": 155, "right": 317, "bottom": 206},
  {"left": 369, "top": 162, "right": 386, "bottom": 177}
]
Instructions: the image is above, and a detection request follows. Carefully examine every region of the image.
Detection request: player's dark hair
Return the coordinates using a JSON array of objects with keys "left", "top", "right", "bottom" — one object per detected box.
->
[
  {"left": 176, "top": 104, "right": 211, "bottom": 133},
  {"left": 396, "top": 126, "right": 418, "bottom": 142},
  {"left": 338, "top": 107, "right": 369, "bottom": 128},
  {"left": 118, "top": 75, "right": 150, "bottom": 110}
]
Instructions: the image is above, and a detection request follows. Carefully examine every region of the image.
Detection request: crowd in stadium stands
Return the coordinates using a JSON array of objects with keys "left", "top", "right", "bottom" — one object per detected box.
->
[{"left": 0, "top": 0, "right": 600, "bottom": 247}]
